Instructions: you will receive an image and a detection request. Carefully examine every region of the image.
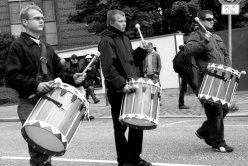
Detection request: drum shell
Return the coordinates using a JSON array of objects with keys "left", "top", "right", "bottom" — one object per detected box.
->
[
  {"left": 198, "top": 63, "right": 240, "bottom": 109},
  {"left": 22, "top": 83, "right": 88, "bottom": 156},
  {"left": 120, "top": 78, "right": 161, "bottom": 130}
]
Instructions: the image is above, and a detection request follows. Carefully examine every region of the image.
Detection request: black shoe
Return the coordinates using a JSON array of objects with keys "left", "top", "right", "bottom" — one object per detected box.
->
[
  {"left": 86, "top": 115, "right": 95, "bottom": 120},
  {"left": 94, "top": 99, "right": 100, "bottom": 104},
  {"left": 179, "top": 105, "right": 189, "bottom": 109},
  {"left": 125, "top": 159, "right": 152, "bottom": 166},
  {"left": 212, "top": 145, "right": 234, "bottom": 153},
  {"left": 89, "top": 115, "right": 95, "bottom": 120},
  {"left": 136, "top": 159, "right": 152, "bottom": 166},
  {"left": 195, "top": 130, "right": 212, "bottom": 146}
]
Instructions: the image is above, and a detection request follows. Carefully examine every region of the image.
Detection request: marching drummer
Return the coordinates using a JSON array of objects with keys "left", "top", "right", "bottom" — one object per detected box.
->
[
  {"left": 184, "top": 10, "right": 233, "bottom": 152},
  {"left": 5, "top": 4, "right": 85, "bottom": 166},
  {"left": 98, "top": 9, "right": 152, "bottom": 166}
]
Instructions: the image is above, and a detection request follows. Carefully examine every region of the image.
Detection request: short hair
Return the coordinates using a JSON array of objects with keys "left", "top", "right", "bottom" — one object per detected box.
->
[
  {"left": 197, "top": 10, "right": 213, "bottom": 20},
  {"left": 107, "top": 10, "right": 125, "bottom": 26},
  {"left": 147, "top": 42, "right": 153, "bottom": 47},
  {"left": 19, "top": 4, "right": 43, "bottom": 21}
]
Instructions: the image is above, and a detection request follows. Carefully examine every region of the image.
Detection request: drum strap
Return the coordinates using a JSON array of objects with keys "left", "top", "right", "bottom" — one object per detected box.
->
[
  {"left": 40, "top": 43, "right": 48, "bottom": 75},
  {"left": 38, "top": 93, "right": 62, "bottom": 107}
]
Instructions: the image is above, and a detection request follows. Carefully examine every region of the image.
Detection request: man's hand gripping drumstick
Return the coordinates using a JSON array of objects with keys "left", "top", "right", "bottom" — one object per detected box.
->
[{"left": 195, "top": 17, "right": 213, "bottom": 41}]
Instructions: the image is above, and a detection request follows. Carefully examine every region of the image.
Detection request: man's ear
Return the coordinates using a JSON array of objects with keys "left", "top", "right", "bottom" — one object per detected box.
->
[{"left": 22, "top": 19, "right": 28, "bottom": 27}]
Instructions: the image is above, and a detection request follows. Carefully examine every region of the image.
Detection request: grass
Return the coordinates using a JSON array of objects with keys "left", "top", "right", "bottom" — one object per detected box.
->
[{"left": 0, "top": 86, "right": 19, "bottom": 105}]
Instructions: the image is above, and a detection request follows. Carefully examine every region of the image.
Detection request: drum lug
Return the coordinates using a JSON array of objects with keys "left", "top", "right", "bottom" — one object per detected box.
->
[
  {"left": 71, "top": 95, "right": 77, "bottom": 102},
  {"left": 142, "top": 86, "right": 147, "bottom": 92},
  {"left": 79, "top": 103, "right": 86, "bottom": 112},
  {"left": 60, "top": 89, "right": 67, "bottom": 96},
  {"left": 151, "top": 93, "right": 154, "bottom": 99}
]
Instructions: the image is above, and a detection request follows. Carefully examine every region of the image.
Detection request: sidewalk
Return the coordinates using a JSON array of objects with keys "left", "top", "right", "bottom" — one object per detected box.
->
[{"left": 1, "top": 89, "right": 248, "bottom": 122}]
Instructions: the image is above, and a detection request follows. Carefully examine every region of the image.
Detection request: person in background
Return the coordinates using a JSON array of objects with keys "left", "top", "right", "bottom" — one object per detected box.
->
[
  {"left": 65, "top": 54, "right": 95, "bottom": 120},
  {"left": 142, "top": 42, "right": 161, "bottom": 83},
  {"left": 184, "top": 10, "right": 233, "bottom": 152},
  {"left": 83, "top": 54, "right": 101, "bottom": 104},
  {"left": 177, "top": 45, "right": 199, "bottom": 109},
  {"left": 98, "top": 9, "right": 152, "bottom": 166},
  {"left": 60, "top": 58, "right": 66, "bottom": 66},
  {"left": 5, "top": 4, "right": 85, "bottom": 166}
]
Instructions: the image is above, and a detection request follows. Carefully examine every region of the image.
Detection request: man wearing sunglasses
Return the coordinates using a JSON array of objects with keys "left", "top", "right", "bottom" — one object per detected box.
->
[{"left": 184, "top": 10, "right": 232, "bottom": 153}]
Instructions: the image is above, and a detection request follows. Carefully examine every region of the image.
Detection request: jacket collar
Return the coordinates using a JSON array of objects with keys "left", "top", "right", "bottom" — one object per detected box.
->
[{"left": 20, "top": 32, "right": 40, "bottom": 47}]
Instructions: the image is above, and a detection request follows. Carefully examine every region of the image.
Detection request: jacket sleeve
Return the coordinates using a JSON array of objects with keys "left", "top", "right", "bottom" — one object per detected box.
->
[
  {"left": 5, "top": 42, "right": 39, "bottom": 97},
  {"left": 214, "top": 34, "right": 231, "bottom": 67},
  {"left": 133, "top": 47, "right": 147, "bottom": 66},
  {"left": 156, "top": 52, "right": 162, "bottom": 74},
  {"left": 98, "top": 39, "right": 126, "bottom": 91},
  {"left": 184, "top": 32, "right": 208, "bottom": 57}
]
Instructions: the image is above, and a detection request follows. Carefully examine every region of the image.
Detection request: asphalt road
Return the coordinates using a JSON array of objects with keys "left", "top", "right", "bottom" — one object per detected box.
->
[{"left": 1, "top": 117, "right": 248, "bottom": 166}]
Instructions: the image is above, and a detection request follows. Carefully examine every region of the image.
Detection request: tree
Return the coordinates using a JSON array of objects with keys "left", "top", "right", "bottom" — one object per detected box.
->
[
  {"left": 0, "top": 32, "right": 15, "bottom": 86},
  {"left": 68, "top": 0, "right": 248, "bottom": 37},
  {"left": 68, "top": 0, "right": 164, "bottom": 39}
]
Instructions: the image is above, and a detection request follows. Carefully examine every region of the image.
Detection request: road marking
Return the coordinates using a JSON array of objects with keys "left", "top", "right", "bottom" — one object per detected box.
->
[
  {"left": 159, "top": 120, "right": 198, "bottom": 127},
  {"left": 0, "top": 156, "right": 209, "bottom": 166}
]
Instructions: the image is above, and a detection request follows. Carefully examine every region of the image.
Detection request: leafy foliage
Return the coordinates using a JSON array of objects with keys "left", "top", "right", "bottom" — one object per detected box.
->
[
  {"left": 0, "top": 32, "right": 15, "bottom": 86},
  {"left": 68, "top": 0, "right": 248, "bottom": 37}
]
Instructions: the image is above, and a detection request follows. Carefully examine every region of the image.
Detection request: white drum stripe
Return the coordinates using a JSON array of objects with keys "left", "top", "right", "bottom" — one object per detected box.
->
[{"left": 0, "top": 156, "right": 209, "bottom": 166}]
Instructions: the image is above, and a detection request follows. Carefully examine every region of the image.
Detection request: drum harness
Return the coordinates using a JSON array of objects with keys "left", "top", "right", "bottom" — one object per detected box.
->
[{"left": 29, "top": 42, "right": 62, "bottom": 108}]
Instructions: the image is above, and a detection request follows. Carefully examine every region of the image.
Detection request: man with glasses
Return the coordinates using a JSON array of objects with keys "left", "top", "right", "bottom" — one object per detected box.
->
[
  {"left": 5, "top": 4, "right": 85, "bottom": 166},
  {"left": 184, "top": 10, "right": 233, "bottom": 152}
]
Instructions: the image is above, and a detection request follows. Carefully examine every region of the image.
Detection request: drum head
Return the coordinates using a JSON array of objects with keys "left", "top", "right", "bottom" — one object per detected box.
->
[
  {"left": 120, "top": 116, "right": 157, "bottom": 130},
  {"left": 22, "top": 123, "right": 67, "bottom": 156}
]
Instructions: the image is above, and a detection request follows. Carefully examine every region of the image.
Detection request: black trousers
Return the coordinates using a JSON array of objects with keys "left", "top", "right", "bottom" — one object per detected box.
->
[
  {"left": 21, "top": 120, "right": 51, "bottom": 166},
  {"left": 107, "top": 90, "right": 143, "bottom": 164},
  {"left": 197, "top": 73, "right": 229, "bottom": 147},
  {"left": 19, "top": 99, "right": 51, "bottom": 166},
  {"left": 178, "top": 74, "right": 198, "bottom": 106}
]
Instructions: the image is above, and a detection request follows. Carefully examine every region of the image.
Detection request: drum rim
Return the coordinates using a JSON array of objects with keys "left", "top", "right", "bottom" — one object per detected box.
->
[
  {"left": 119, "top": 114, "right": 158, "bottom": 130},
  {"left": 207, "top": 63, "right": 240, "bottom": 76},
  {"left": 21, "top": 127, "right": 66, "bottom": 156},
  {"left": 56, "top": 82, "right": 87, "bottom": 103},
  {"left": 22, "top": 120, "right": 68, "bottom": 155},
  {"left": 128, "top": 77, "right": 161, "bottom": 89},
  {"left": 120, "top": 120, "right": 157, "bottom": 130},
  {"left": 198, "top": 94, "right": 231, "bottom": 109}
]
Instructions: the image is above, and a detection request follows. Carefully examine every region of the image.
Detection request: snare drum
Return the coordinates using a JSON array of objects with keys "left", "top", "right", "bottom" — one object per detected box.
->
[
  {"left": 22, "top": 81, "right": 89, "bottom": 156},
  {"left": 198, "top": 63, "right": 242, "bottom": 109},
  {"left": 119, "top": 78, "right": 161, "bottom": 130}
]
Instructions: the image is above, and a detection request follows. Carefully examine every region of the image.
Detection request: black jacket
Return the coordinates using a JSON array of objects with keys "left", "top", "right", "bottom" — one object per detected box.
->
[
  {"left": 98, "top": 26, "right": 147, "bottom": 91},
  {"left": 5, "top": 32, "right": 74, "bottom": 99}
]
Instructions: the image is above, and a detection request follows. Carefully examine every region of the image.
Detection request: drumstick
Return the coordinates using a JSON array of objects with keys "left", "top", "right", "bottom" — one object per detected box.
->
[
  {"left": 194, "top": 17, "right": 208, "bottom": 33},
  {"left": 82, "top": 52, "right": 100, "bottom": 75},
  {"left": 135, "top": 24, "right": 145, "bottom": 42}
]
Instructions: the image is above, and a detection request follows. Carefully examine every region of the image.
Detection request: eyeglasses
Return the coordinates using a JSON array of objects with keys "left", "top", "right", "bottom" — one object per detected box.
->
[
  {"left": 71, "top": 58, "right": 77, "bottom": 60},
  {"left": 28, "top": 17, "right": 45, "bottom": 22},
  {"left": 203, "top": 18, "right": 215, "bottom": 22}
]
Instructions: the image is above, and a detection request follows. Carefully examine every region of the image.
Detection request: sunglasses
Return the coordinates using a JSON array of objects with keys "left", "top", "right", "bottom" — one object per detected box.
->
[
  {"left": 71, "top": 58, "right": 77, "bottom": 60},
  {"left": 203, "top": 18, "right": 215, "bottom": 22},
  {"left": 28, "top": 17, "right": 46, "bottom": 21}
]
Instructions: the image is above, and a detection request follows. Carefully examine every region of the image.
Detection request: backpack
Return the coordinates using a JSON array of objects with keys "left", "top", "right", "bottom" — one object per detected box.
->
[{"left": 172, "top": 45, "right": 192, "bottom": 75}]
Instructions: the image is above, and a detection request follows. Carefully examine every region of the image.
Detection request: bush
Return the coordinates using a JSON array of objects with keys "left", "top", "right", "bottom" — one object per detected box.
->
[
  {"left": 0, "top": 32, "right": 15, "bottom": 86},
  {"left": 0, "top": 86, "right": 19, "bottom": 105}
]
